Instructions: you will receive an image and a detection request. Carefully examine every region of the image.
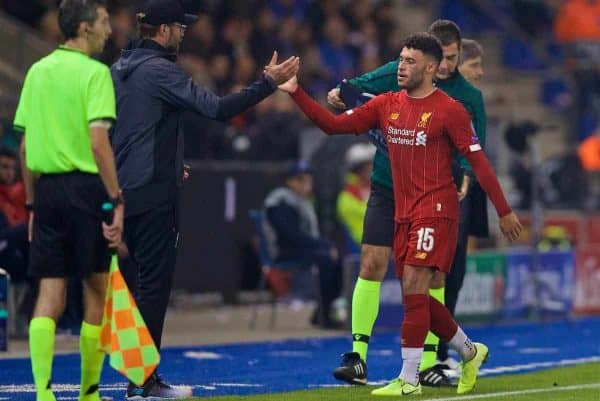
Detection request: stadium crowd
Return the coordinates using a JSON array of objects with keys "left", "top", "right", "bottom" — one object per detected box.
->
[
  {"left": 2, "top": 0, "right": 406, "bottom": 162},
  {"left": 1, "top": 1, "right": 599, "bottom": 161}
]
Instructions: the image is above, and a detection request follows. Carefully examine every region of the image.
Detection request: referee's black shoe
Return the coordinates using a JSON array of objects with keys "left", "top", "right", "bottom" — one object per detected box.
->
[
  {"left": 418, "top": 365, "right": 455, "bottom": 387},
  {"left": 333, "top": 352, "right": 368, "bottom": 385}
]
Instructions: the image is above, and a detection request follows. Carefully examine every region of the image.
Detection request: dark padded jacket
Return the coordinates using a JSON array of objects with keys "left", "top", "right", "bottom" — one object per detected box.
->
[{"left": 110, "top": 39, "right": 276, "bottom": 216}]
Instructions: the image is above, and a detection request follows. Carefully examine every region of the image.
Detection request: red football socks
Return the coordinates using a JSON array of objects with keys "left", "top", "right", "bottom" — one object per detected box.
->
[
  {"left": 401, "top": 294, "right": 431, "bottom": 347},
  {"left": 428, "top": 295, "right": 458, "bottom": 342}
]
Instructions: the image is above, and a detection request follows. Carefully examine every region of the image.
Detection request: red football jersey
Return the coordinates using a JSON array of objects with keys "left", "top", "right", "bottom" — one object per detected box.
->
[
  {"left": 342, "top": 89, "right": 482, "bottom": 221},
  {"left": 290, "top": 86, "right": 511, "bottom": 222}
]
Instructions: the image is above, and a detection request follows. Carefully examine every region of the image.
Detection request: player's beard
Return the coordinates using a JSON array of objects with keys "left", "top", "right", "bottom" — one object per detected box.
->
[{"left": 403, "top": 69, "right": 425, "bottom": 91}]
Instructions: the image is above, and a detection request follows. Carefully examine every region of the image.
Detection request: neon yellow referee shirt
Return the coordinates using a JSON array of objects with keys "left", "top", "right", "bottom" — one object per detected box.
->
[{"left": 13, "top": 46, "right": 116, "bottom": 174}]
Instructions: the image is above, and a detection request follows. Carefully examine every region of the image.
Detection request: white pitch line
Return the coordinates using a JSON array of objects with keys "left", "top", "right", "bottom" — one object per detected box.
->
[
  {"left": 0, "top": 384, "right": 127, "bottom": 393},
  {"left": 419, "top": 383, "right": 600, "bottom": 401},
  {"left": 0, "top": 382, "right": 252, "bottom": 394},
  {"left": 192, "top": 385, "right": 217, "bottom": 390},
  {"left": 210, "top": 383, "right": 263, "bottom": 387},
  {"left": 479, "top": 356, "right": 600, "bottom": 376},
  {"left": 309, "top": 356, "right": 600, "bottom": 390}
]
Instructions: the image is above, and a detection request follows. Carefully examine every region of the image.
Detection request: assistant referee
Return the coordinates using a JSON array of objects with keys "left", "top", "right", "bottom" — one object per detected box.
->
[{"left": 14, "top": 1, "right": 123, "bottom": 401}]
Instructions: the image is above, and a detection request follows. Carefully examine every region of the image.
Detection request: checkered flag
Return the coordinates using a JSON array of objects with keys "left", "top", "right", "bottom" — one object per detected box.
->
[{"left": 99, "top": 255, "right": 160, "bottom": 386}]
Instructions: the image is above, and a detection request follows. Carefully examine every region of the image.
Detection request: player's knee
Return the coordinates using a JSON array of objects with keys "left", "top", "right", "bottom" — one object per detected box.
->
[
  {"left": 402, "top": 276, "right": 422, "bottom": 295},
  {"left": 402, "top": 265, "right": 433, "bottom": 295},
  {"left": 430, "top": 271, "right": 446, "bottom": 289}
]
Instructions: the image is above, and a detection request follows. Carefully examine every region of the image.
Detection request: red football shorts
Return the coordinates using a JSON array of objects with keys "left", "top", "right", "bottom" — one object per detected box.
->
[{"left": 394, "top": 217, "right": 458, "bottom": 278}]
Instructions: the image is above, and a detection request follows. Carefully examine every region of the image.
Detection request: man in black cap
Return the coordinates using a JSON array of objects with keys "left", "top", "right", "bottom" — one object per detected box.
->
[{"left": 110, "top": 0, "right": 299, "bottom": 398}]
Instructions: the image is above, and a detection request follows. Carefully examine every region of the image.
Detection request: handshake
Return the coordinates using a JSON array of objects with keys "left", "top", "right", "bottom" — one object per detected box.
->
[
  {"left": 262, "top": 51, "right": 344, "bottom": 107},
  {"left": 263, "top": 51, "right": 300, "bottom": 94}
]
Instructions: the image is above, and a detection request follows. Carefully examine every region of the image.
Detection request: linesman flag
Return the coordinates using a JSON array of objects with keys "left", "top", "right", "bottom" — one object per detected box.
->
[{"left": 99, "top": 255, "right": 160, "bottom": 386}]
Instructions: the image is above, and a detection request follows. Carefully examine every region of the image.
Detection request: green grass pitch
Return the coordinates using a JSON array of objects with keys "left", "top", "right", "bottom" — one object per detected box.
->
[{"left": 197, "top": 363, "right": 600, "bottom": 401}]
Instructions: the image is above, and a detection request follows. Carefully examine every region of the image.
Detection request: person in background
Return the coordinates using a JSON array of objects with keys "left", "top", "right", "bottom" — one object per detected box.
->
[
  {"left": 434, "top": 37, "right": 489, "bottom": 374},
  {"left": 0, "top": 148, "right": 27, "bottom": 227},
  {"left": 337, "top": 143, "right": 376, "bottom": 248},
  {"left": 578, "top": 129, "right": 600, "bottom": 209},
  {"left": 0, "top": 147, "right": 29, "bottom": 284},
  {"left": 262, "top": 161, "right": 342, "bottom": 328},
  {"left": 458, "top": 39, "right": 484, "bottom": 87}
]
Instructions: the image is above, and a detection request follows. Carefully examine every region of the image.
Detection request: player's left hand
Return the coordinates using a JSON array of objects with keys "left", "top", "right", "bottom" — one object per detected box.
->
[{"left": 499, "top": 211, "right": 523, "bottom": 242}]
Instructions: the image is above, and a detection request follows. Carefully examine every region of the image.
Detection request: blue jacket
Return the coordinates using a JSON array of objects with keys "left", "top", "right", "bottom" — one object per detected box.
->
[{"left": 110, "top": 39, "right": 277, "bottom": 216}]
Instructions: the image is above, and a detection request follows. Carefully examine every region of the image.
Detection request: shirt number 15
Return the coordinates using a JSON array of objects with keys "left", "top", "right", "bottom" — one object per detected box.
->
[{"left": 417, "top": 227, "right": 435, "bottom": 252}]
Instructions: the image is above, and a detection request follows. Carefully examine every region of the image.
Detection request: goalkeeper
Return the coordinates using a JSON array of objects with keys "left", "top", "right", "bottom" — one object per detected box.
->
[
  {"left": 330, "top": 20, "right": 488, "bottom": 388},
  {"left": 14, "top": 1, "right": 123, "bottom": 400}
]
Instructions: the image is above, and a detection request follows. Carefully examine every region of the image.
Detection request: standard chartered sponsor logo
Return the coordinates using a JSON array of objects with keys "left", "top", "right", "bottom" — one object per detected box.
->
[
  {"left": 386, "top": 126, "right": 427, "bottom": 147},
  {"left": 387, "top": 126, "right": 415, "bottom": 137},
  {"left": 387, "top": 136, "right": 415, "bottom": 145}
]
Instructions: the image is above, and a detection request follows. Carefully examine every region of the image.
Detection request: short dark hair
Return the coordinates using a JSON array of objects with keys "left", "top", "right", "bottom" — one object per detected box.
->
[
  {"left": 0, "top": 147, "right": 17, "bottom": 161},
  {"left": 401, "top": 33, "right": 443, "bottom": 64},
  {"left": 428, "top": 19, "right": 462, "bottom": 47},
  {"left": 137, "top": 22, "right": 161, "bottom": 39},
  {"left": 59, "top": 0, "right": 106, "bottom": 40},
  {"left": 460, "top": 39, "right": 484, "bottom": 63}
]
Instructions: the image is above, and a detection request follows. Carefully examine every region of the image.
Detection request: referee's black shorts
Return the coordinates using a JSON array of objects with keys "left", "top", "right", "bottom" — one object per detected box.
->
[
  {"left": 29, "top": 172, "right": 111, "bottom": 279},
  {"left": 362, "top": 181, "right": 395, "bottom": 247}
]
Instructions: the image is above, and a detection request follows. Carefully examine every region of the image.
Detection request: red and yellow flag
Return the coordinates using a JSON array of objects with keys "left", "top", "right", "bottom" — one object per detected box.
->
[{"left": 99, "top": 255, "right": 160, "bottom": 386}]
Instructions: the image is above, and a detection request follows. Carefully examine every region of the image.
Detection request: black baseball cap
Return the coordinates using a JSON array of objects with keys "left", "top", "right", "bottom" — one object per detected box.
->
[{"left": 137, "top": 0, "right": 198, "bottom": 26}]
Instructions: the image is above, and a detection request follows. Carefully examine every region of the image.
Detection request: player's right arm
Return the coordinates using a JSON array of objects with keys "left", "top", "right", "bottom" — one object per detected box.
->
[
  {"left": 280, "top": 77, "right": 382, "bottom": 135},
  {"left": 328, "top": 60, "right": 399, "bottom": 109}
]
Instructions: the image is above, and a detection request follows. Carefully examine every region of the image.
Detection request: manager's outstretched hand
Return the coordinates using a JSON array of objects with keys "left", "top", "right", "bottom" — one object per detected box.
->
[
  {"left": 278, "top": 75, "right": 298, "bottom": 93},
  {"left": 263, "top": 51, "right": 300, "bottom": 85}
]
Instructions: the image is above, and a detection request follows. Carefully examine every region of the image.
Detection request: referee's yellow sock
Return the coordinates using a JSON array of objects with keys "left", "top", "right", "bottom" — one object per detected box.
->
[
  {"left": 79, "top": 321, "right": 105, "bottom": 401},
  {"left": 29, "top": 317, "right": 57, "bottom": 401}
]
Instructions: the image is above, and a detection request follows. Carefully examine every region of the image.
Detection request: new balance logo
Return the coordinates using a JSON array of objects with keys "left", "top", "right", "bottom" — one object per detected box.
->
[{"left": 416, "top": 131, "right": 427, "bottom": 146}]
